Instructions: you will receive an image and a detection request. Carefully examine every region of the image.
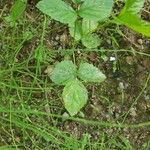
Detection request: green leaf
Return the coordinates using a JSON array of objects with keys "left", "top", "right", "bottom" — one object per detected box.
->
[
  {"left": 69, "top": 21, "right": 82, "bottom": 41},
  {"left": 9, "top": 0, "right": 27, "bottom": 23},
  {"left": 69, "top": 19, "right": 98, "bottom": 41},
  {"left": 115, "top": 13, "right": 150, "bottom": 37},
  {"left": 82, "top": 19, "right": 98, "bottom": 34},
  {"left": 121, "top": 0, "right": 145, "bottom": 14},
  {"left": 78, "top": 62, "right": 106, "bottom": 82},
  {"left": 82, "top": 33, "right": 100, "bottom": 48},
  {"left": 36, "top": 0, "right": 77, "bottom": 24},
  {"left": 62, "top": 79, "right": 88, "bottom": 116},
  {"left": 50, "top": 61, "right": 77, "bottom": 85},
  {"left": 78, "top": 0, "right": 114, "bottom": 21},
  {"left": 115, "top": 0, "right": 150, "bottom": 37}
]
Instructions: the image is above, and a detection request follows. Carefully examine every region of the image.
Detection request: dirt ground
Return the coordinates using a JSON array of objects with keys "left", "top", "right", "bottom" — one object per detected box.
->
[{"left": 0, "top": 0, "right": 150, "bottom": 149}]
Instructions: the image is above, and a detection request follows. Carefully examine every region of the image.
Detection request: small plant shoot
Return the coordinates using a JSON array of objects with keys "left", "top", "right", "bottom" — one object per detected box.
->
[
  {"left": 36, "top": 0, "right": 114, "bottom": 48},
  {"left": 36, "top": 0, "right": 150, "bottom": 116},
  {"left": 1, "top": 0, "right": 150, "bottom": 148},
  {"left": 50, "top": 60, "right": 106, "bottom": 116}
]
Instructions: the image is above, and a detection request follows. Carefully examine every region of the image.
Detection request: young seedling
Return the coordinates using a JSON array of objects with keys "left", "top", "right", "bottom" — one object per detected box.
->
[
  {"left": 50, "top": 60, "right": 106, "bottom": 116},
  {"left": 36, "top": 0, "right": 111, "bottom": 115},
  {"left": 36, "top": 0, "right": 114, "bottom": 48}
]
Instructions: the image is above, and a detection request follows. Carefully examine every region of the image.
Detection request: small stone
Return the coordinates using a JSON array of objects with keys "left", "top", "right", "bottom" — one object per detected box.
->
[
  {"left": 126, "top": 56, "right": 134, "bottom": 65},
  {"left": 137, "top": 39, "right": 143, "bottom": 45},
  {"left": 55, "top": 35, "right": 60, "bottom": 41},
  {"left": 44, "top": 65, "right": 53, "bottom": 75},
  {"left": 115, "top": 113, "right": 120, "bottom": 118},
  {"left": 144, "top": 95, "right": 150, "bottom": 100},
  {"left": 15, "top": 137, "right": 20, "bottom": 142},
  {"left": 106, "top": 39, "right": 111, "bottom": 45},
  {"left": 130, "top": 107, "right": 137, "bottom": 117},
  {"left": 123, "top": 128, "right": 128, "bottom": 133},
  {"left": 60, "top": 33, "right": 67, "bottom": 43},
  {"left": 119, "top": 82, "right": 124, "bottom": 90},
  {"left": 124, "top": 83, "right": 129, "bottom": 89},
  {"left": 110, "top": 56, "right": 116, "bottom": 61},
  {"left": 54, "top": 41, "right": 59, "bottom": 46},
  {"left": 77, "top": 50, "right": 81, "bottom": 54}
]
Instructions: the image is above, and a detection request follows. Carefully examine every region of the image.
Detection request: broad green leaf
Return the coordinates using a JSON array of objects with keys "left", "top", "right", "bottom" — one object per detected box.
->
[
  {"left": 116, "top": 0, "right": 150, "bottom": 37},
  {"left": 36, "top": 0, "right": 77, "bottom": 24},
  {"left": 69, "top": 21, "right": 82, "bottom": 41},
  {"left": 78, "top": 0, "right": 114, "bottom": 21},
  {"left": 8, "top": 0, "right": 27, "bottom": 23},
  {"left": 82, "top": 19, "right": 98, "bottom": 34},
  {"left": 82, "top": 33, "right": 100, "bottom": 48},
  {"left": 78, "top": 62, "right": 106, "bottom": 82},
  {"left": 62, "top": 79, "right": 88, "bottom": 116},
  {"left": 115, "top": 13, "right": 150, "bottom": 37},
  {"left": 121, "top": 0, "right": 145, "bottom": 14},
  {"left": 50, "top": 61, "right": 77, "bottom": 85}
]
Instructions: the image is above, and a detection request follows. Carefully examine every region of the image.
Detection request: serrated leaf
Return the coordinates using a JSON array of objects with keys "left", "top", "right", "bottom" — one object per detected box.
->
[
  {"left": 79, "top": 0, "right": 114, "bottom": 21},
  {"left": 62, "top": 79, "right": 88, "bottom": 116},
  {"left": 50, "top": 61, "right": 77, "bottom": 85},
  {"left": 78, "top": 62, "right": 106, "bottom": 82},
  {"left": 82, "top": 33, "right": 100, "bottom": 48},
  {"left": 82, "top": 19, "right": 98, "bottom": 34},
  {"left": 36, "top": 0, "right": 77, "bottom": 24},
  {"left": 69, "top": 21, "right": 82, "bottom": 41}
]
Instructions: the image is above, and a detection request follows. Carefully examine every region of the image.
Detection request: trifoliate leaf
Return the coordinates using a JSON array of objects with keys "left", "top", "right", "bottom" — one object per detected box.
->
[
  {"left": 63, "top": 79, "right": 88, "bottom": 116},
  {"left": 79, "top": 0, "right": 114, "bottom": 21},
  {"left": 82, "top": 33, "right": 100, "bottom": 48},
  {"left": 36, "top": 0, "right": 77, "bottom": 24},
  {"left": 78, "top": 62, "right": 106, "bottom": 82},
  {"left": 50, "top": 61, "right": 77, "bottom": 85}
]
